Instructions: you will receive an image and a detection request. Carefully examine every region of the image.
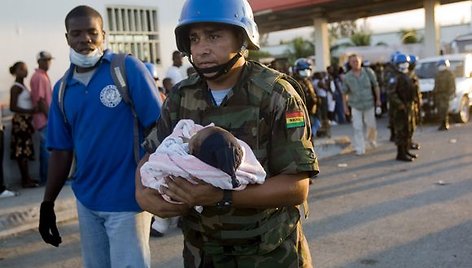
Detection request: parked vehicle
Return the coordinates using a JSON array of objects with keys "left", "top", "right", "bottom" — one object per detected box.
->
[{"left": 415, "top": 54, "right": 472, "bottom": 123}]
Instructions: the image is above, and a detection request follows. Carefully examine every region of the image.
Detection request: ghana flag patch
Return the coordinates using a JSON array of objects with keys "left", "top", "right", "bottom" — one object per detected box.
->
[{"left": 286, "top": 111, "right": 305, "bottom": 128}]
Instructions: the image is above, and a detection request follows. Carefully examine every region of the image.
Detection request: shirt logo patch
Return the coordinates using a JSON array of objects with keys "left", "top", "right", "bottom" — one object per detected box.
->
[
  {"left": 286, "top": 111, "right": 305, "bottom": 128},
  {"left": 100, "top": 85, "right": 122, "bottom": 108}
]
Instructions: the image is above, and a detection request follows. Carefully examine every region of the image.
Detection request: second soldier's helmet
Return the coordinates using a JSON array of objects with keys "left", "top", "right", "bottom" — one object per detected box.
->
[
  {"left": 175, "top": 0, "right": 260, "bottom": 55},
  {"left": 293, "top": 58, "right": 312, "bottom": 78},
  {"left": 437, "top": 59, "right": 450, "bottom": 68},
  {"left": 409, "top": 54, "right": 417, "bottom": 65},
  {"left": 144, "top": 62, "right": 158, "bottom": 80},
  {"left": 394, "top": 54, "right": 410, "bottom": 73}
]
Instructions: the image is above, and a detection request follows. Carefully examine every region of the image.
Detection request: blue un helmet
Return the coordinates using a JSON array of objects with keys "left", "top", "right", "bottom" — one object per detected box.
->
[
  {"left": 393, "top": 54, "right": 410, "bottom": 73},
  {"left": 293, "top": 58, "right": 312, "bottom": 78},
  {"left": 144, "top": 62, "right": 158, "bottom": 80},
  {"left": 437, "top": 59, "right": 450, "bottom": 68},
  {"left": 175, "top": 0, "right": 259, "bottom": 55},
  {"left": 409, "top": 54, "right": 417, "bottom": 65},
  {"left": 390, "top": 51, "right": 401, "bottom": 63}
]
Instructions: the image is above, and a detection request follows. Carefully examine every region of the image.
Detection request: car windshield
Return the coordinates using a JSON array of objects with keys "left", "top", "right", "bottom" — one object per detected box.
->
[{"left": 415, "top": 60, "right": 464, "bottom": 79}]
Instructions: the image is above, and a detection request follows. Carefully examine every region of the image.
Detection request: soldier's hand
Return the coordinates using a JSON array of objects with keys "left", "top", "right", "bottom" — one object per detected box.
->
[
  {"left": 137, "top": 184, "right": 190, "bottom": 218},
  {"left": 38, "top": 201, "right": 62, "bottom": 247},
  {"left": 162, "top": 176, "right": 222, "bottom": 207}
]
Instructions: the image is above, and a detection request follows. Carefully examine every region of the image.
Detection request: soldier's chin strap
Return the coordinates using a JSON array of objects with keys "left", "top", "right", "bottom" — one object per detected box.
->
[{"left": 187, "top": 44, "right": 247, "bottom": 81}]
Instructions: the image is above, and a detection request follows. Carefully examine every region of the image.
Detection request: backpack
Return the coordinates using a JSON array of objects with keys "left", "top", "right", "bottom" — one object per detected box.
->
[{"left": 58, "top": 53, "right": 141, "bottom": 164}]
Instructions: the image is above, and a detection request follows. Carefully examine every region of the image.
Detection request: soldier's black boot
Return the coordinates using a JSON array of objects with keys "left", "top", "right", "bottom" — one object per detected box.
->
[
  {"left": 407, "top": 142, "right": 418, "bottom": 158},
  {"left": 406, "top": 149, "right": 418, "bottom": 159},
  {"left": 438, "top": 120, "right": 449, "bottom": 131},
  {"left": 389, "top": 128, "right": 395, "bottom": 142},
  {"left": 396, "top": 145, "right": 413, "bottom": 162},
  {"left": 410, "top": 142, "right": 420, "bottom": 150}
]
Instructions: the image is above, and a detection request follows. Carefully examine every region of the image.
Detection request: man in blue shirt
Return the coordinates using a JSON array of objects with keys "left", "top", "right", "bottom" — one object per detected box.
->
[{"left": 38, "top": 6, "right": 161, "bottom": 268}]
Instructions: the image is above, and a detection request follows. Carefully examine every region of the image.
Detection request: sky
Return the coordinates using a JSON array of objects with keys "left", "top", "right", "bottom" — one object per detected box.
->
[{"left": 266, "top": 1, "right": 472, "bottom": 45}]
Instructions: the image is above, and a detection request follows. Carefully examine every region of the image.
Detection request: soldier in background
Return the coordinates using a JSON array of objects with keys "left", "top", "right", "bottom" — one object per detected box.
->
[
  {"left": 407, "top": 54, "right": 421, "bottom": 150},
  {"left": 383, "top": 55, "right": 397, "bottom": 142},
  {"left": 292, "top": 58, "right": 320, "bottom": 139},
  {"left": 387, "top": 54, "right": 417, "bottom": 161},
  {"left": 433, "top": 59, "right": 456, "bottom": 131},
  {"left": 135, "top": 0, "right": 319, "bottom": 267}
]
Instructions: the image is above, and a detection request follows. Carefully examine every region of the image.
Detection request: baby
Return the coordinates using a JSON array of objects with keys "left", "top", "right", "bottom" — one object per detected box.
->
[
  {"left": 188, "top": 125, "right": 243, "bottom": 188},
  {"left": 140, "top": 119, "right": 266, "bottom": 234}
]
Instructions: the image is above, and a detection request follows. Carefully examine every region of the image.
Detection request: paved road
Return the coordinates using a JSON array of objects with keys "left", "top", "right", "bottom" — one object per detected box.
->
[{"left": 1, "top": 121, "right": 471, "bottom": 268}]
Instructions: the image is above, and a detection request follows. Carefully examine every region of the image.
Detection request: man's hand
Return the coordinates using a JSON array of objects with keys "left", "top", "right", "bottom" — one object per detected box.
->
[
  {"left": 344, "top": 105, "right": 351, "bottom": 117},
  {"left": 38, "top": 201, "right": 62, "bottom": 247},
  {"left": 161, "top": 176, "right": 223, "bottom": 208}
]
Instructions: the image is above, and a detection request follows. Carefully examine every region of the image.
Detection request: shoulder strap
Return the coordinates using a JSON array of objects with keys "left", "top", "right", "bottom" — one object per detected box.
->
[
  {"left": 278, "top": 74, "right": 307, "bottom": 105},
  {"left": 364, "top": 67, "right": 376, "bottom": 87},
  {"left": 110, "top": 53, "right": 131, "bottom": 105},
  {"left": 58, "top": 68, "right": 72, "bottom": 124},
  {"left": 250, "top": 62, "right": 307, "bottom": 104},
  {"left": 110, "top": 53, "right": 140, "bottom": 164},
  {"left": 58, "top": 54, "right": 141, "bottom": 164}
]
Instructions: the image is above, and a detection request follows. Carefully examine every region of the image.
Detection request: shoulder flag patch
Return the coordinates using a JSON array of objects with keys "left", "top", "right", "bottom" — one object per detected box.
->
[{"left": 286, "top": 111, "right": 305, "bottom": 128}]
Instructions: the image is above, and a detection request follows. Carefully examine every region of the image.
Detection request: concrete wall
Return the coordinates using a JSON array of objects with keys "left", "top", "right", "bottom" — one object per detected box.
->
[
  {"left": 0, "top": 1, "right": 187, "bottom": 104},
  {"left": 0, "top": 0, "right": 186, "bottom": 187}
]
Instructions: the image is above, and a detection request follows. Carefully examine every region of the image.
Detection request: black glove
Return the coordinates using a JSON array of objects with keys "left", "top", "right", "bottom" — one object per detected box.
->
[{"left": 39, "top": 201, "right": 62, "bottom": 247}]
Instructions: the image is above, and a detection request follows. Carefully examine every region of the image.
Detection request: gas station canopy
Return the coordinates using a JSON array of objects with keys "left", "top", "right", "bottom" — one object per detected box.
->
[{"left": 249, "top": 0, "right": 461, "bottom": 33}]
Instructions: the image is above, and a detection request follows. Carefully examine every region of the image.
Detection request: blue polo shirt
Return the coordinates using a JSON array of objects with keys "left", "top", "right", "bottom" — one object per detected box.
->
[{"left": 48, "top": 50, "right": 161, "bottom": 211}]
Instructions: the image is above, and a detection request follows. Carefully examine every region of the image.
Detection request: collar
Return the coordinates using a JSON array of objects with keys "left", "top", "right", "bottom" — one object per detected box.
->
[
  {"left": 35, "top": 68, "right": 48, "bottom": 75},
  {"left": 101, "top": 49, "right": 113, "bottom": 62},
  {"left": 66, "top": 49, "right": 113, "bottom": 85}
]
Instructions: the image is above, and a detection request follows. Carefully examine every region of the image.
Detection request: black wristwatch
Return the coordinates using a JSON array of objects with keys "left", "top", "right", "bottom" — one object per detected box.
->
[{"left": 216, "top": 190, "right": 232, "bottom": 209}]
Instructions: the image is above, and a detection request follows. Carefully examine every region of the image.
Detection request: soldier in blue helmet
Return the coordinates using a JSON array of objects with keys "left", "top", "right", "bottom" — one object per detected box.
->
[
  {"left": 407, "top": 55, "right": 421, "bottom": 150},
  {"left": 387, "top": 54, "right": 417, "bottom": 161},
  {"left": 292, "top": 58, "right": 320, "bottom": 139},
  {"left": 433, "top": 59, "right": 456, "bottom": 130},
  {"left": 136, "top": 0, "right": 318, "bottom": 267}
]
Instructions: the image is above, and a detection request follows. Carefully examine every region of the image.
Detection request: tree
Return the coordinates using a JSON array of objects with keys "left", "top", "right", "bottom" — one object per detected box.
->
[
  {"left": 328, "top": 20, "right": 358, "bottom": 40},
  {"left": 400, "top": 29, "right": 420, "bottom": 44},
  {"left": 350, "top": 31, "right": 371, "bottom": 46},
  {"left": 286, "top": 37, "right": 315, "bottom": 62},
  {"left": 247, "top": 50, "right": 272, "bottom": 61}
]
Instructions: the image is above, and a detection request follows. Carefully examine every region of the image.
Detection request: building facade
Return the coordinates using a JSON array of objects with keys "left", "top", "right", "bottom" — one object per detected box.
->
[{"left": 0, "top": 0, "right": 186, "bottom": 185}]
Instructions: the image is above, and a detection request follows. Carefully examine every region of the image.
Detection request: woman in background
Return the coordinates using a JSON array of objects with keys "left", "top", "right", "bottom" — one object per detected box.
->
[{"left": 9, "top": 61, "right": 38, "bottom": 188}]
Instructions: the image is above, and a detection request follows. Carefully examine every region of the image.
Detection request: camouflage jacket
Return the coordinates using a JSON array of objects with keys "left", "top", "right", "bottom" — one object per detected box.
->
[
  {"left": 387, "top": 70, "right": 415, "bottom": 108},
  {"left": 294, "top": 76, "right": 318, "bottom": 115},
  {"left": 144, "top": 60, "right": 319, "bottom": 258},
  {"left": 433, "top": 69, "right": 456, "bottom": 97}
]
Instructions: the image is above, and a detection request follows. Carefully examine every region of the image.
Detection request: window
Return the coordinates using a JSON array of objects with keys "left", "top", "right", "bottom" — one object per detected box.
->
[
  {"left": 106, "top": 6, "right": 160, "bottom": 64},
  {"left": 416, "top": 60, "right": 464, "bottom": 79}
]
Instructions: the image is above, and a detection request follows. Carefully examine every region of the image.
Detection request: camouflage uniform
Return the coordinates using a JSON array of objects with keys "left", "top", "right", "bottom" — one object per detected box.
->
[
  {"left": 387, "top": 70, "right": 415, "bottom": 147},
  {"left": 145, "top": 61, "right": 319, "bottom": 268},
  {"left": 294, "top": 76, "right": 318, "bottom": 117},
  {"left": 408, "top": 71, "right": 421, "bottom": 145},
  {"left": 433, "top": 69, "right": 456, "bottom": 127},
  {"left": 383, "top": 63, "right": 396, "bottom": 141}
]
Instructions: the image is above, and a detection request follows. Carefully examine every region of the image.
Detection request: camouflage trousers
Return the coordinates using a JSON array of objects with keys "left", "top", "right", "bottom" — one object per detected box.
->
[
  {"left": 182, "top": 222, "right": 313, "bottom": 268},
  {"left": 393, "top": 104, "right": 414, "bottom": 146},
  {"left": 435, "top": 97, "right": 450, "bottom": 124}
]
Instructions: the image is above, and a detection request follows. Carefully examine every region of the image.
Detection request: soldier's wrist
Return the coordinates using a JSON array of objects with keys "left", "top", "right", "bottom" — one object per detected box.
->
[{"left": 216, "top": 190, "right": 232, "bottom": 209}]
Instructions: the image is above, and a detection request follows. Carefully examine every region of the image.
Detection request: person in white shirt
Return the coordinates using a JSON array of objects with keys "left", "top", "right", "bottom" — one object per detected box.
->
[{"left": 165, "top": 50, "right": 185, "bottom": 85}]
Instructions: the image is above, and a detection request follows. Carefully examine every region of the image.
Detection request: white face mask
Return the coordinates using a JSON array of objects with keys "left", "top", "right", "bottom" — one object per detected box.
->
[
  {"left": 398, "top": 62, "right": 409, "bottom": 73},
  {"left": 69, "top": 48, "right": 103, "bottom": 68},
  {"left": 298, "top": 69, "right": 311, "bottom": 78},
  {"left": 438, "top": 65, "right": 447, "bottom": 71}
]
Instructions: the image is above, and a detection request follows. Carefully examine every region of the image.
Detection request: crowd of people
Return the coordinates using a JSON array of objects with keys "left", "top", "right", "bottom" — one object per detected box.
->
[{"left": 0, "top": 0, "right": 458, "bottom": 267}]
